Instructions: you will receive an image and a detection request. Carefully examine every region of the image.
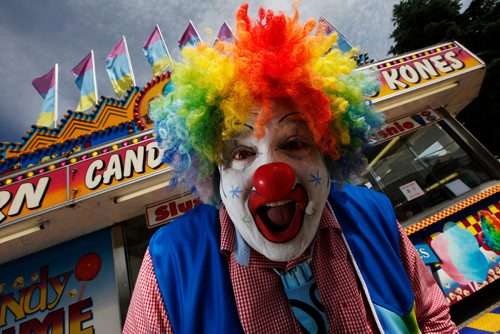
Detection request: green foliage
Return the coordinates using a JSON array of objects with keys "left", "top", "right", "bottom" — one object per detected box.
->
[
  {"left": 459, "top": 0, "right": 500, "bottom": 63},
  {"left": 389, "top": 0, "right": 461, "bottom": 55},
  {"left": 389, "top": 0, "right": 500, "bottom": 156}
]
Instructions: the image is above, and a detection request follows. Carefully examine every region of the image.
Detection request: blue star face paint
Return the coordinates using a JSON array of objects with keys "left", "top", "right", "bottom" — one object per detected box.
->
[{"left": 308, "top": 170, "right": 323, "bottom": 187}]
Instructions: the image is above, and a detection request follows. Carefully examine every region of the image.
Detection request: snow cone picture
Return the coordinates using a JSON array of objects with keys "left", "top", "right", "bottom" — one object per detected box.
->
[{"left": 430, "top": 222, "right": 489, "bottom": 284}]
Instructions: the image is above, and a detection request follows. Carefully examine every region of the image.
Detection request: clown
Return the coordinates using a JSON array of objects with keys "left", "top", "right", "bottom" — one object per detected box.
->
[
  {"left": 220, "top": 101, "right": 332, "bottom": 262},
  {"left": 124, "top": 3, "right": 457, "bottom": 333}
]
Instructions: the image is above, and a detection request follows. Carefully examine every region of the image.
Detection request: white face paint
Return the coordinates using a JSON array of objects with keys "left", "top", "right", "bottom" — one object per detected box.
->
[{"left": 219, "top": 102, "right": 331, "bottom": 261}]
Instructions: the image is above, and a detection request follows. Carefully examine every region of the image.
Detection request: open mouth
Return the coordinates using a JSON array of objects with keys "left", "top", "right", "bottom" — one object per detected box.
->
[{"left": 249, "top": 184, "right": 308, "bottom": 243}]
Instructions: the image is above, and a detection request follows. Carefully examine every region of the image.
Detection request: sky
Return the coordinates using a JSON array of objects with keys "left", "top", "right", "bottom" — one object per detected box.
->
[{"left": 0, "top": 0, "right": 470, "bottom": 144}]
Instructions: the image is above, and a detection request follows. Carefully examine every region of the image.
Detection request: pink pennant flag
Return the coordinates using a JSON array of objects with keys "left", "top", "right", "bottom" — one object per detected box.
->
[
  {"left": 32, "top": 64, "right": 58, "bottom": 126},
  {"left": 71, "top": 51, "right": 98, "bottom": 111},
  {"left": 143, "top": 25, "right": 172, "bottom": 77},
  {"left": 106, "top": 36, "right": 136, "bottom": 97},
  {"left": 317, "top": 17, "right": 353, "bottom": 53},
  {"left": 71, "top": 52, "right": 94, "bottom": 78},
  {"left": 317, "top": 17, "right": 335, "bottom": 35},
  {"left": 215, "top": 22, "right": 234, "bottom": 44},
  {"left": 32, "top": 65, "right": 57, "bottom": 97},
  {"left": 178, "top": 21, "right": 202, "bottom": 50}
]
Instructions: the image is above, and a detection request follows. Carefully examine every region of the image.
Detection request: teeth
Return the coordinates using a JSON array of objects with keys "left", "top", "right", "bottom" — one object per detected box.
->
[
  {"left": 305, "top": 201, "right": 315, "bottom": 215},
  {"left": 263, "top": 200, "right": 292, "bottom": 207}
]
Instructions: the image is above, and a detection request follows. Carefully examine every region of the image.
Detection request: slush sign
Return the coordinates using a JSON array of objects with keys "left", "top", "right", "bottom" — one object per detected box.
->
[{"left": 145, "top": 192, "right": 201, "bottom": 228}]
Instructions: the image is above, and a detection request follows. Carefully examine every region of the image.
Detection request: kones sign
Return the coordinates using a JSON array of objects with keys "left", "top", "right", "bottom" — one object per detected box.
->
[{"left": 363, "top": 41, "right": 484, "bottom": 102}]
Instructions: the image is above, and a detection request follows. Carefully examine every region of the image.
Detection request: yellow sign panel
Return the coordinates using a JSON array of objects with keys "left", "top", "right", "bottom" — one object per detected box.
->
[
  {"left": 0, "top": 169, "right": 67, "bottom": 225},
  {"left": 69, "top": 138, "right": 168, "bottom": 199},
  {"left": 0, "top": 136, "right": 170, "bottom": 225},
  {"left": 365, "top": 42, "right": 484, "bottom": 102}
]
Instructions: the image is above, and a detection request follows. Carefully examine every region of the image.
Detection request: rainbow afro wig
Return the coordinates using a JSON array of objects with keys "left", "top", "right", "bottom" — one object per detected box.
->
[{"left": 150, "top": 2, "right": 382, "bottom": 204}]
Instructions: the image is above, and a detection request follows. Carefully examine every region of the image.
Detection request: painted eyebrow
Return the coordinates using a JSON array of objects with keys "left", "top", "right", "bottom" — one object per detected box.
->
[
  {"left": 239, "top": 112, "right": 304, "bottom": 134},
  {"left": 279, "top": 112, "right": 301, "bottom": 123}
]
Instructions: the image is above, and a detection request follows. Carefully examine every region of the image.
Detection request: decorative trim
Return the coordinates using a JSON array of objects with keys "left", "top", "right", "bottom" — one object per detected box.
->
[{"left": 405, "top": 184, "right": 500, "bottom": 235}]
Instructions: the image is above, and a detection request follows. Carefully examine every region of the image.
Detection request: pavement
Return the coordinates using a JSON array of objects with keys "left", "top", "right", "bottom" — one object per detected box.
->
[{"left": 459, "top": 303, "right": 500, "bottom": 334}]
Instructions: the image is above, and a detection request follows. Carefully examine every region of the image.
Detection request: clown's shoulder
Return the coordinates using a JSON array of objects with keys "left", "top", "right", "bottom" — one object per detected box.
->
[
  {"left": 147, "top": 203, "right": 242, "bottom": 332},
  {"left": 329, "top": 182, "right": 396, "bottom": 217},
  {"left": 149, "top": 203, "right": 220, "bottom": 255},
  {"left": 148, "top": 202, "right": 226, "bottom": 287},
  {"left": 328, "top": 182, "right": 400, "bottom": 241}
]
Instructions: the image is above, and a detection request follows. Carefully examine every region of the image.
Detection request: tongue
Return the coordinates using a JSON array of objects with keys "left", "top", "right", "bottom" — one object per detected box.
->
[{"left": 261, "top": 202, "right": 295, "bottom": 231}]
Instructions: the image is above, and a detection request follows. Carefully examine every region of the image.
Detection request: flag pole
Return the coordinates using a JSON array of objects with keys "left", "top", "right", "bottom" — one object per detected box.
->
[
  {"left": 224, "top": 21, "right": 234, "bottom": 37},
  {"left": 54, "top": 63, "right": 59, "bottom": 127},
  {"left": 190, "top": 20, "right": 203, "bottom": 43},
  {"left": 91, "top": 50, "right": 98, "bottom": 104}
]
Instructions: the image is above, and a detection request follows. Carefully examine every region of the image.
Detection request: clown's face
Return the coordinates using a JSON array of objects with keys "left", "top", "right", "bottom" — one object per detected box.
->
[{"left": 219, "top": 102, "right": 331, "bottom": 261}]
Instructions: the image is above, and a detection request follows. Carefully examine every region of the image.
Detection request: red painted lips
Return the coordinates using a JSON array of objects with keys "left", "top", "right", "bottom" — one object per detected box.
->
[{"left": 249, "top": 162, "right": 308, "bottom": 243}]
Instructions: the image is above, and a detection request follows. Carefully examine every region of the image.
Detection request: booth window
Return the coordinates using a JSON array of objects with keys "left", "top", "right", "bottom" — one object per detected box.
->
[
  {"left": 362, "top": 123, "right": 492, "bottom": 223},
  {"left": 122, "top": 215, "right": 158, "bottom": 288}
]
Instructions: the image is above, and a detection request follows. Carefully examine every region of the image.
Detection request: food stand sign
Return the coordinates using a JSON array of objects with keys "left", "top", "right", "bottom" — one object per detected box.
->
[
  {"left": 0, "top": 169, "right": 67, "bottom": 226},
  {"left": 364, "top": 41, "right": 484, "bottom": 102},
  {"left": 69, "top": 138, "right": 167, "bottom": 200},
  {"left": 369, "top": 108, "right": 442, "bottom": 144},
  {"left": 145, "top": 192, "right": 201, "bottom": 229},
  {"left": 0, "top": 229, "right": 121, "bottom": 333},
  {"left": 409, "top": 199, "right": 500, "bottom": 306},
  {"left": 0, "top": 136, "right": 169, "bottom": 226}
]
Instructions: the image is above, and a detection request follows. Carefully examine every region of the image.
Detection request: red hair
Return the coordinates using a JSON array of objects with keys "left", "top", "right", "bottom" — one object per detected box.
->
[{"left": 221, "top": 2, "right": 342, "bottom": 159}]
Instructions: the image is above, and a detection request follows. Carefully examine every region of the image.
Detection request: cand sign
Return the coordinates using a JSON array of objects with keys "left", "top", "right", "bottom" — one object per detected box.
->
[
  {"left": 69, "top": 138, "right": 165, "bottom": 199},
  {"left": 0, "top": 171, "right": 67, "bottom": 225},
  {"left": 0, "top": 137, "right": 168, "bottom": 226}
]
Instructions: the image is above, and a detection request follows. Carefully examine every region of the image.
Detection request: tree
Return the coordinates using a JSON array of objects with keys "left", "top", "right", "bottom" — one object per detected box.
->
[
  {"left": 455, "top": 0, "right": 500, "bottom": 157},
  {"left": 389, "top": 0, "right": 461, "bottom": 55},
  {"left": 389, "top": 0, "right": 500, "bottom": 156}
]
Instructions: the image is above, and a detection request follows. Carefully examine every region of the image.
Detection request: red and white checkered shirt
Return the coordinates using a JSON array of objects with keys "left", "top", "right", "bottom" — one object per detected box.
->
[{"left": 123, "top": 207, "right": 457, "bottom": 333}]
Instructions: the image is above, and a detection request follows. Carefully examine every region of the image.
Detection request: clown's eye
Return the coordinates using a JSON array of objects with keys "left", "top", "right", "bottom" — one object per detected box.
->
[
  {"left": 232, "top": 147, "right": 256, "bottom": 161},
  {"left": 281, "top": 138, "right": 310, "bottom": 152}
]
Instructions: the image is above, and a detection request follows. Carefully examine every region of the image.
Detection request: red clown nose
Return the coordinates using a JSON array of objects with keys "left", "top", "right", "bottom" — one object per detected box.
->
[{"left": 253, "top": 162, "right": 296, "bottom": 201}]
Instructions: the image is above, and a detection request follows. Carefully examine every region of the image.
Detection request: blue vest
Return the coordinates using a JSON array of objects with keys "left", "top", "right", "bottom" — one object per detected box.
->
[{"left": 149, "top": 184, "right": 419, "bottom": 333}]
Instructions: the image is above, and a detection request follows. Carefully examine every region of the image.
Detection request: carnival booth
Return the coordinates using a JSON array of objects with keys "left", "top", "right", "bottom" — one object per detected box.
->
[
  {"left": 0, "top": 38, "right": 498, "bottom": 332},
  {"left": 360, "top": 41, "right": 500, "bottom": 309}
]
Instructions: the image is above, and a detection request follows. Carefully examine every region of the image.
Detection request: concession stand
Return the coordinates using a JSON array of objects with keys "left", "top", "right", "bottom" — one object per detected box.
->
[
  {"left": 360, "top": 41, "right": 500, "bottom": 312},
  {"left": 0, "top": 40, "right": 498, "bottom": 332}
]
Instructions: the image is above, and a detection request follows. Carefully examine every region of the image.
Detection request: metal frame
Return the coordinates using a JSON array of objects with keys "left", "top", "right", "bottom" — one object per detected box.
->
[
  {"left": 111, "top": 223, "right": 132, "bottom": 327},
  {"left": 438, "top": 107, "right": 500, "bottom": 179}
]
